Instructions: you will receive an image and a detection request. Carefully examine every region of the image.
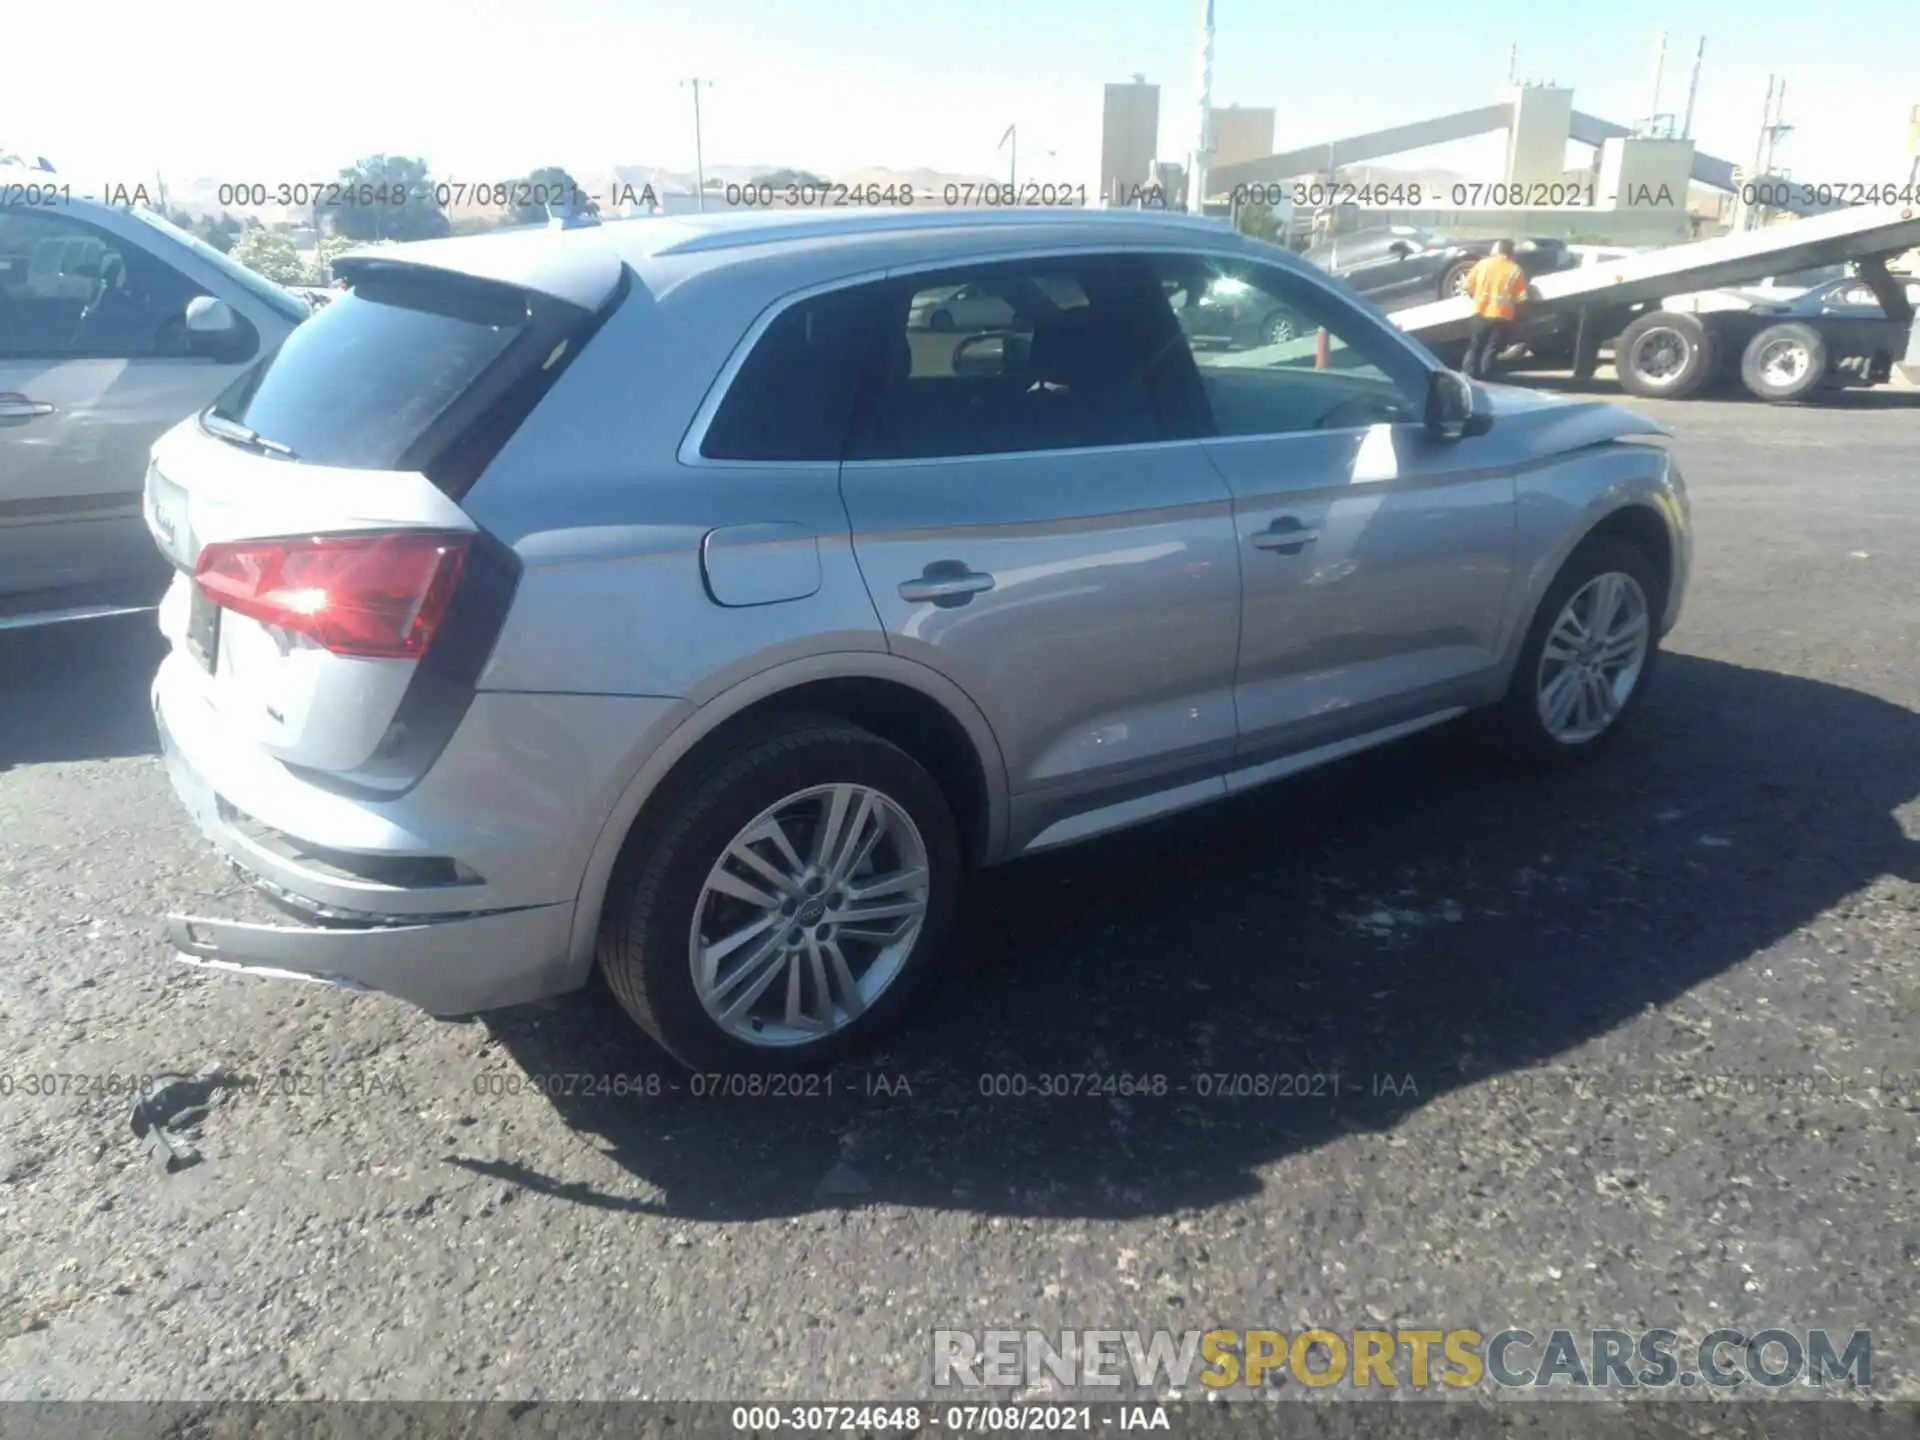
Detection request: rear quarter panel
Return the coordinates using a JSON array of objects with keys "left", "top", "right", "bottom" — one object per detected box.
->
[{"left": 460, "top": 256, "right": 891, "bottom": 701}]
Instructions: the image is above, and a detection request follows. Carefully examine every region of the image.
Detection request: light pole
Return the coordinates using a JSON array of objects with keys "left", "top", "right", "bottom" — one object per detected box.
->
[
  {"left": 681, "top": 77, "right": 713, "bottom": 211},
  {"left": 1000, "top": 126, "right": 1055, "bottom": 193}
]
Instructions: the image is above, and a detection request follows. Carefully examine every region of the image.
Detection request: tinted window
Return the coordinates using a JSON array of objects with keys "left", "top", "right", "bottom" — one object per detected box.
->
[
  {"left": 0, "top": 208, "right": 207, "bottom": 358},
  {"left": 1159, "top": 255, "right": 1429, "bottom": 436},
  {"left": 849, "top": 254, "right": 1205, "bottom": 460},
  {"left": 208, "top": 266, "right": 588, "bottom": 475},
  {"left": 700, "top": 287, "right": 888, "bottom": 461}
]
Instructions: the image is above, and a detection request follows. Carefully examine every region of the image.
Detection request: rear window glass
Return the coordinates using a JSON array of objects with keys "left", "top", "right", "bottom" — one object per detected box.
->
[{"left": 209, "top": 272, "right": 538, "bottom": 471}]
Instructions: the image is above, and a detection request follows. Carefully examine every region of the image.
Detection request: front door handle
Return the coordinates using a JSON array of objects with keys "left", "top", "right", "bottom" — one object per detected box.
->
[
  {"left": 0, "top": 394, "right": 55, "bottom": 422},
  {"left": 898, "top": 560, "right": 996, "bottom": 607},
  {"left": 1252, "top": 519, "right": 1321, "bottom": 554}
]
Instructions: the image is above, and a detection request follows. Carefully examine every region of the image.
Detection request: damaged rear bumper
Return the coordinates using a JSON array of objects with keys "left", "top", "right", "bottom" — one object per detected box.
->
[
  {"left": 166, "top": 903, "right": 577, "bottom": 1017},
  {"left": 155, "top": 670, "right": 581, "bottom": 1017}
]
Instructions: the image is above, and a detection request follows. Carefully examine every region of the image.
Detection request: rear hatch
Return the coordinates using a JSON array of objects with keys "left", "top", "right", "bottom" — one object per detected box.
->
[{"left": 147, "top": 245, "right": 625, "bottom": 789}]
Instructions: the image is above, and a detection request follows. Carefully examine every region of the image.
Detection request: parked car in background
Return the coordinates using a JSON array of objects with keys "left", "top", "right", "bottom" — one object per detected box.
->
[
  {"left": 0, "top": 167, "right": 311, "bottom": 624},
  {"left": 1302, "top": 226, "right": 1579, "bottom": 311},
  {"left": 150, "top": 206, "right": 1691, "bottom": 1072},
  {"left": 909, "top": 276, "right": 1083, "bottom": 331},
  {"left": 1565, "top": 244, "right": 1649, "bottom": 269},
  {"left": 1171, "top": 273, "right": 1309, "bottom": 348},
  {"left": 909, "top": 282, "right": 1009, "bottom": 331},
  {"left": 1661, "top": 264, "right": 1851, "bottom": 314}
]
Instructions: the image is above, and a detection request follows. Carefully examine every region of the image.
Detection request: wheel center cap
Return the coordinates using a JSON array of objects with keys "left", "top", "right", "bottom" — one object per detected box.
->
[{"left": 797, "top": 898, "right": 826, "bottom": 924}]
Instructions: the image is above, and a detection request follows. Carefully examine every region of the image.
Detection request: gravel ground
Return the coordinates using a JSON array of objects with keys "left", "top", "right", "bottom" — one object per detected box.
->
[{"left": 1, "top": 389, "right": 1915, "bottom": 1405}]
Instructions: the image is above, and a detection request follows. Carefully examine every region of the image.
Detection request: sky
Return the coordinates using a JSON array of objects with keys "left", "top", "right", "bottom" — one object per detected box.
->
[{"left": 10, "top": 0, "right": 1915, "bottom": 192}]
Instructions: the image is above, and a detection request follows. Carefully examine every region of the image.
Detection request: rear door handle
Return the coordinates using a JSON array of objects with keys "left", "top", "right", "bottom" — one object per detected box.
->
[
  {"left": 0, "top": 394, "right": 55, "bottom": 422},
  {"left": 1253, "top": 520, "right": 1320, "bottom": 553},
  {"left": 898, "top": 561, "right": 996, "bottom": 607}
]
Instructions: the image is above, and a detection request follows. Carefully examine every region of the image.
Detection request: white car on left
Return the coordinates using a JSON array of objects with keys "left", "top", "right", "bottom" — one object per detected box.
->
[{"left": 0, "top": 165, "right": 312, "bottom": 625}]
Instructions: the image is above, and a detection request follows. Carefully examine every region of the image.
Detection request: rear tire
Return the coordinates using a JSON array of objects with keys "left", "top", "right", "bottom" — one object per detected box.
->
[
  {"left": 1616, "top": 311, "right": 1716, "bottom": 399},
  {"left": 1482, "top": 536, "right": 1663, "bottom": 768},
  {"left": 597, "top": 719, "right": 962, "bottom": 1071},
  {"left": 1440, "top": 259, "right": 1477, "bottom": 298},
  {"left": 1740, "top": 322, "right": 1828, "bottom": 402}
]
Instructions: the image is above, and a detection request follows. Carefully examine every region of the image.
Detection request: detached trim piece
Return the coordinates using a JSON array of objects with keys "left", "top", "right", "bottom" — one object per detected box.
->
[{"left": 165, "top": 901, "right": 578, "bottom": 1017}]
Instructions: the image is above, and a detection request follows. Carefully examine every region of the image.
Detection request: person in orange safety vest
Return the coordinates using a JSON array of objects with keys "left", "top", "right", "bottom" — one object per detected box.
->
[{"left": 1460, "top": 240, "right": 1530, "bottom": 379}]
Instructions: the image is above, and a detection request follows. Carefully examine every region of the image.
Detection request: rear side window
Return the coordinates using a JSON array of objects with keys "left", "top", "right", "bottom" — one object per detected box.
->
[
  {"left": 700, "top": 287, "right": 888, "bottom": 461},
  {"left": 208, "top": 265, "right": 610, "bottom": 484}
]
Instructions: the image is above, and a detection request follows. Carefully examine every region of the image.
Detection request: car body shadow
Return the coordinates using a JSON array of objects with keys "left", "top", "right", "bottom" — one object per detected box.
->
[
  {"left": 480, "top": 653, "right": 1919, "bottom": 1221},
  {"left": 0, "top": 613, "right": 164, "bottom": 772}
]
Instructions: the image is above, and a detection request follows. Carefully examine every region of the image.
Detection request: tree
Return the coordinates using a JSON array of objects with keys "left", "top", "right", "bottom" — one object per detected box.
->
[
  {"left": 307, "top": 233, "right": 362, "bottom": 285},
  {"left": 320, "top": 155, "right": 450, "bottom": 242},
  {"left": 508, "top": 166, "right": 585, "bottom": 225},
  {"left": 1235, "top": 199, "right": 1280, "bottom": 243},
  {"left": 229, "top": 229, "right": 308, "bottom": 285},
  {"left": 199, "top": 213, "right": 244, "bottom": 253}
]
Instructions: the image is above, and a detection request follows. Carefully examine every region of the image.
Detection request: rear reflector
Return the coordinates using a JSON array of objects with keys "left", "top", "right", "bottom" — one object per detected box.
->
[{"left": 194, "top": 532, "right": 471, "bottom": 659}]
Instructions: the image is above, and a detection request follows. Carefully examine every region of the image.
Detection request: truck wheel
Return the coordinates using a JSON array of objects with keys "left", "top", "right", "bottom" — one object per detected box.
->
[
  {"left": 1740, "top": 322, "right": 1829, "bottom": 403},
  {"left": 1616, "top": 312, "right": 1717, "bottom": 399}
]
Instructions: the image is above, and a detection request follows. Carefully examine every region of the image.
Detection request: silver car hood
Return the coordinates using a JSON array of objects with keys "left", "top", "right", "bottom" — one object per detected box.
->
[{"left": 1476, "top": 382, "right": 1671, "bottom": 453}]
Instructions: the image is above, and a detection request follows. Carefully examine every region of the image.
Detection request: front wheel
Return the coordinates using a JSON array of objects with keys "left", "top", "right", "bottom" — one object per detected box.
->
[
  {"left": 1482, "top": 536, "right": 1662, "bottom": 767},
  {"left": 597, "top": 719, "right": 962, "bottom": 1070}
]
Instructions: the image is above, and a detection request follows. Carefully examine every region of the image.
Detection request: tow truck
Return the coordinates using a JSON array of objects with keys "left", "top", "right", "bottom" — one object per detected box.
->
[{"left": 1386, "top": 203, "right": 1920, "bottom": 402}]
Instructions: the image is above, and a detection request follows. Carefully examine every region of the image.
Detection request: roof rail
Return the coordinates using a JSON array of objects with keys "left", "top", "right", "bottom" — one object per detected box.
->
[{"left": 649, "top": 205, "right": 1230, "bottom": 257}]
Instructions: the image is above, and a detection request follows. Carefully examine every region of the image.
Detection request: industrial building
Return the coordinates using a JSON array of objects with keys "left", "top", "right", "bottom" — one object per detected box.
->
[{"left": 1100, "top": 30, "right": 1862, "bottom": 247}]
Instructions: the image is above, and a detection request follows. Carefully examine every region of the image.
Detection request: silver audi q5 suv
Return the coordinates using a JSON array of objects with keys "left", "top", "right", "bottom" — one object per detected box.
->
[{"left": 147, "top": 206, "right": 1691, "bottom": 1069}]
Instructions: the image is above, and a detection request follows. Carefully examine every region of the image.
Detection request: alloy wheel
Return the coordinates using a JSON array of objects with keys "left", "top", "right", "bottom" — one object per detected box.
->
[
  {"left": 688, "top": 783, "right": 931, "bottom": 1047},
  {"left": 1535, "top": 572, "right": 1651, "bottom": 744}
]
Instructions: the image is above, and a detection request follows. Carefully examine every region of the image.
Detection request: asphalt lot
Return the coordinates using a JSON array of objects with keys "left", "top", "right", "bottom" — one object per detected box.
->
[{"left": 1, "top": 386, "right": 1916, "bottom": 1405}]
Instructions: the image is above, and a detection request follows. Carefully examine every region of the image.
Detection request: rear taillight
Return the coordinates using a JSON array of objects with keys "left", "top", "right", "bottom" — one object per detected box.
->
[{"left": 194, "top": 531, "right": 471, "bottom": 659}]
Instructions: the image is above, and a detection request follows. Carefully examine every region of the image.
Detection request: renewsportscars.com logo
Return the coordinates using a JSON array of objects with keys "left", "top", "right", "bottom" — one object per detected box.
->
[{"left": 931, "top": 1327, "right": 1874, "bottom": 1392}]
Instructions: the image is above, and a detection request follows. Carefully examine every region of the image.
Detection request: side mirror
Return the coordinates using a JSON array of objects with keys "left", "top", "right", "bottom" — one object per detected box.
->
[
  {"left": 1425, "top": 369, "right": 1493, "bottom": 441},
  {"left": 1388, "top": 241, "right": 1413, "bottom": 258},
  {"left": 185, "top": 295, "right": 237, "bottom": 335},
  {"left": 182, "top": 295, "right": 257, "bottom": 363}
]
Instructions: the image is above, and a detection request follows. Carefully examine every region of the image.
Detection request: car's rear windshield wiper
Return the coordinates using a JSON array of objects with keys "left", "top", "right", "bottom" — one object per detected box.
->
[{"left": 202, "top": 412, "right": 298, "bottom": 460}]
